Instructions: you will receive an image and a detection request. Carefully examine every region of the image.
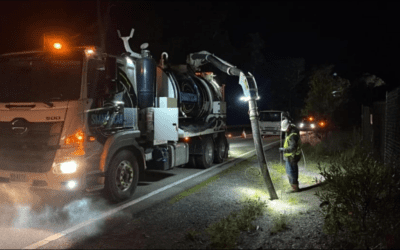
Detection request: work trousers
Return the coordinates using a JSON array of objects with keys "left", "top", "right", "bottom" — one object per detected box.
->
[{"left": 285, "top": 160, "right": 299, "bottom": 185}]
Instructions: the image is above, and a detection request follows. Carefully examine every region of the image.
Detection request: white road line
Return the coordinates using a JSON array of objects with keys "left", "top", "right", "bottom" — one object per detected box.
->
[{"left": 23, "top": 140, "right": 280, "bottom": 249}]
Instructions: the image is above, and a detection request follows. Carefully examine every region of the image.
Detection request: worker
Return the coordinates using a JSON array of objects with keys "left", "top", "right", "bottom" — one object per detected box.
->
[{"left": 279, "top": 118, "right": 302, "bottom": 193}]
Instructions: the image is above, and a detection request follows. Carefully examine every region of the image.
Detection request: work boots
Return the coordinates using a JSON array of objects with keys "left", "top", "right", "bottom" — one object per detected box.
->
[{"left": 286, "top": 184, "right": 299, "bottom": 193}]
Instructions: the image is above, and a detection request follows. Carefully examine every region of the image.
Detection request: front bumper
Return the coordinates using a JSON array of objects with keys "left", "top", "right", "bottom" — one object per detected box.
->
[
  {"left": 0, "top": 166, "right": 86, "bottom": 192},
  {"left": 260, "top": 130, "right": 280, "bottom": 135}
]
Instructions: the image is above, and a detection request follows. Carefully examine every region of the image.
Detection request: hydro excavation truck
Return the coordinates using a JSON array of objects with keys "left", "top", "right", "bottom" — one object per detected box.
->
[{"left": 0, "top": 29, "right": 234, "bottom": 202}]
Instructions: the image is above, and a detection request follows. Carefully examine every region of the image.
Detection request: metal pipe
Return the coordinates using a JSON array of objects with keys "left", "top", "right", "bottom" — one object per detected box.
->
[{"left": 221, "top": 84, "right": 225, "bottom": 102}]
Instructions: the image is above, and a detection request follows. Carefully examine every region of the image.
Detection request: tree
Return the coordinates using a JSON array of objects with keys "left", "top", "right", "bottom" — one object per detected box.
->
[
  {"left": 301, "top": 64, "right": 350, "bottom": 123},
  {"left": 351, "top": 73, "right": 386, "bottom": 106}
]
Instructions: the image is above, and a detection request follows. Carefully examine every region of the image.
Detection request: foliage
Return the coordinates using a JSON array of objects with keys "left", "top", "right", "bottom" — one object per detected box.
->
[
  {"left": 357, "top": 73, "right": 386, "bottom": 88},
  {"left": 185, "top": 229, "right": 201, "bottom": 242},
  {"left": 206, "top": 198, "right": 267, "bottom": 249},
  {"left": 270, "top": 213, "right": 289, "bottom": 234},
  {"left": 301, "top": 129, "right": 363, "bottom": 169},
  {"left": 315, "top": 145, "right": 400, "bottom": 248},
  {"left": 301, "top": 65, "right": 350, "bottom": 123}
]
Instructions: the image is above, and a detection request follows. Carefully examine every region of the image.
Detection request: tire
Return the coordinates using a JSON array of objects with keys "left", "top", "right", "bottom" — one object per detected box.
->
[
  {"left": 214, "top": 134, "right": 228, "bottom": 163},
  {"left": 104, "top": 150, "right": 139, "bottom": 202},
  {"left": 195, "top": 136, "right": 214, "bottom": 169},
  {"left": 187, "top": 155, "right": 197, "bottom": 168}
]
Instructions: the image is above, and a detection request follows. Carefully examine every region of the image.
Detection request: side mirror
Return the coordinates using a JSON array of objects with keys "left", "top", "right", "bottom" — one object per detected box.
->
[{"left": 105, "top": 56, "right": 117, "bottom": 80}]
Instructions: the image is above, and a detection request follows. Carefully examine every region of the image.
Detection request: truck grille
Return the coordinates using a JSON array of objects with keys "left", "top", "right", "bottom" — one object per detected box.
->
[
  {"left": 0, "top": 121, "right": 63, "bottom": 173},
  {"left": 263, "top": 127, "right": 280, "bottom": 131}
]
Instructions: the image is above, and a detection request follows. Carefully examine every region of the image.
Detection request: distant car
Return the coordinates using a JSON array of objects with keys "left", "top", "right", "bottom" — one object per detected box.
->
[{"left": 298, "top": 116, "right": 316, "bottom": 131}]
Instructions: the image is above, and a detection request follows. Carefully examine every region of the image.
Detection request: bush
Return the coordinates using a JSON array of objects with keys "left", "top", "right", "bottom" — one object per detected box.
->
[
  {"left": 315, "top": 145, "right": 400, "bottom": 248},
  {"left": 302, "top": 129, "right": 362, "bottom": 158}
]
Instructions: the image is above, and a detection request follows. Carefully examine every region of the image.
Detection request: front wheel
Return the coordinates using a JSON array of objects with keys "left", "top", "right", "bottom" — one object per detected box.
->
[{"left": 104, "top": 150, "right": 139, "bottom": 202}]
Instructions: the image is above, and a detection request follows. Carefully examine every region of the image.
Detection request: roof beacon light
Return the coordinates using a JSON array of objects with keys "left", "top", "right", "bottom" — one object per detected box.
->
[
  {"left": 87, "top": 49, "right": 94, "bottom": 54},
  {"left": 53, "top": 43, "right": 62, "bottom": 50},
  {"left": 85, "top": 48, "right": 95, "bottom": 56}
]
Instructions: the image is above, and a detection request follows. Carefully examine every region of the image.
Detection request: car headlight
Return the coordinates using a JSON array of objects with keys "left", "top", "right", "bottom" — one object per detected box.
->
[
  {"left": 53, "top": 161, "right": 78, "bottom": 174},
  {"left": 310, "top": 123, "right": 315, "bottom": 129},
  {"left": 299, "top": 123, "right": 304, "bottom": 128}
]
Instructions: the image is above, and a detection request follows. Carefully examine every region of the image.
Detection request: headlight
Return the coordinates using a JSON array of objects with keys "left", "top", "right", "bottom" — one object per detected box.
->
[
  {"left": 299, "top": 123, "right": 304, "bottom": 128},
  {"left": 53, "top": 161, "right": 78, "bottom": 174},
  {"left": 66, "top": 180, "right": 78, "bottom": 189},
  {"left": 310, "top": 123, "right": 315, "bottom": 129}
]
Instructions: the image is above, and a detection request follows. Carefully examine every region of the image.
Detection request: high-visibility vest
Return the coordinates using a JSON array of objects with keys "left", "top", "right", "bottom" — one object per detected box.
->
[{"left": 283, "top": 132, "right": 302, "bottom": 158}]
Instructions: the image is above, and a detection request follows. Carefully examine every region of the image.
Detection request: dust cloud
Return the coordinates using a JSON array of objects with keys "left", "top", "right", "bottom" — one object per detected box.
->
[{"left": 0, "top": 184, "right": 114, "bottom": 242}]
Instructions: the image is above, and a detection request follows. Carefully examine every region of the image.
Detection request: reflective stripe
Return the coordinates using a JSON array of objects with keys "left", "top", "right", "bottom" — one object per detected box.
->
[{"left": 283, "top": 132, "right": 302, "bottom": 158}]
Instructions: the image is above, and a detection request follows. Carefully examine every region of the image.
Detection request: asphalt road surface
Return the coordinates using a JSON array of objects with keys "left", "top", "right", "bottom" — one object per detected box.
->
[{"left": 0, "top": 134, "right": 280, "bottom": 249}]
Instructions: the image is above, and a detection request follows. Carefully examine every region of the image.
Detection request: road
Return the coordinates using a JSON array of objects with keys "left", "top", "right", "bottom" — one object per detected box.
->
[{"left": 0, "top": 135, "right": 280, "bottom": 249}]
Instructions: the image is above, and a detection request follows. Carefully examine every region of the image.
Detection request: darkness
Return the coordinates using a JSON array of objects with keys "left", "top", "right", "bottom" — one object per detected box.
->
[{"left": 1, "top": 1, "right": 399, "bottom": 125}]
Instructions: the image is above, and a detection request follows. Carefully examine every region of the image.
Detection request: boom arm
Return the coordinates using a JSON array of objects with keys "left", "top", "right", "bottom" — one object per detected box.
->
[
  {"left": 187, "top": 51, "right": 278, "bottom": 200},
  {"left": 188, "top": 51, "right": 259, "bottom": 101}
]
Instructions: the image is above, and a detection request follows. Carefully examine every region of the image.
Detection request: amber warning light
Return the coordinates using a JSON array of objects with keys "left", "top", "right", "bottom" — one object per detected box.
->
[
  {"left": 53, "top": 43, "right": 62, "bottom": 50},
  {"left": 43, "top": 33, "right": 69, "bottom": 53}
]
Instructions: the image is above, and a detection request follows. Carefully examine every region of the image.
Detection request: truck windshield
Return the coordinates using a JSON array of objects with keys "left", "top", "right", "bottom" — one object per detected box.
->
[
  {"left": 259, "top": 112, "right": 282, "bottom": 122},
  {"left": 0, "top": 55, "right": 82, "bottom": 103}
]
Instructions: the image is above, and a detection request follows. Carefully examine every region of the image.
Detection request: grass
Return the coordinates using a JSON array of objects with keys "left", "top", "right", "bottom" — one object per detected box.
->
[
  {"left": 206, "top": 197, "right": 267, "bottom": 249},
  {"left": 298, "top": 174, "right": 317, "bottom": 185},
  {"left": 269, "top": 213, "right": 289, "bottom": 234},
  {"left": 169, "top": 175, "right": 220, "bottom": 204},
  {"left": 287, "top": 196, "right": 299, "bottom": 205},
  {"left": 268, "top": 161, "right": 286, "bottom": 175},
  {"left": 170, "top": 156, "right": 257, "bottom": 204},
  {"left": 176, "top": 156, "right": 271, "bottom": 249},
  {"left": 178, "top": 130, "right": 365, "bottom": 248}
]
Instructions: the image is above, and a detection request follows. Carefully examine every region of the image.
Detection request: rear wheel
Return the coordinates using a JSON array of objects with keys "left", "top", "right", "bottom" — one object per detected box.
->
[
  {"left": 104, "top": 150, "right": 139, "bottom": 202},
  {"left": 187, "top": 155, "right": 197, "bottom": 168},
  {"left": 195, "top": 136, "right": 214, "bottom": 169},
  {"left": 214, "top": 134, "right": 228, "bottom": 163}
]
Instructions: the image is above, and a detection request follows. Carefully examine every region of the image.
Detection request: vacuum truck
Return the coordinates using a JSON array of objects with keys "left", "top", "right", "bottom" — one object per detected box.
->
[{"left": 0, "top": 29, "right": 231, "bottom": 202}]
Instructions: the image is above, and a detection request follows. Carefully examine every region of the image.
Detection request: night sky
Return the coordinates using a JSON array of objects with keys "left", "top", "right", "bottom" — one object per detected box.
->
[{"left": 1, "top": 1, "right": 399, "bottom": 125}]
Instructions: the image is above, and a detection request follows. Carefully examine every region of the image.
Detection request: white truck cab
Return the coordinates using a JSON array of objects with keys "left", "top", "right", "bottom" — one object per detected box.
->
[{"left": 258, "top": 110, "right": 285, "bottom": 136}]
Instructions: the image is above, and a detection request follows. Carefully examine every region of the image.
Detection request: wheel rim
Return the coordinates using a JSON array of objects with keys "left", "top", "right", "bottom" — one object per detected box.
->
[
  {"left": 205, "top": 141, "right": 213, "bottom": 165},
  {"left": 115, "top": 160, "right": 134, "bottom": 192}
]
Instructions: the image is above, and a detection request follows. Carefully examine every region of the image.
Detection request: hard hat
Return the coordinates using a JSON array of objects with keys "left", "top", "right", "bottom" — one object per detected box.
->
[{"left": 281, "top": 119, "right": 290, "bottom": 131}]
